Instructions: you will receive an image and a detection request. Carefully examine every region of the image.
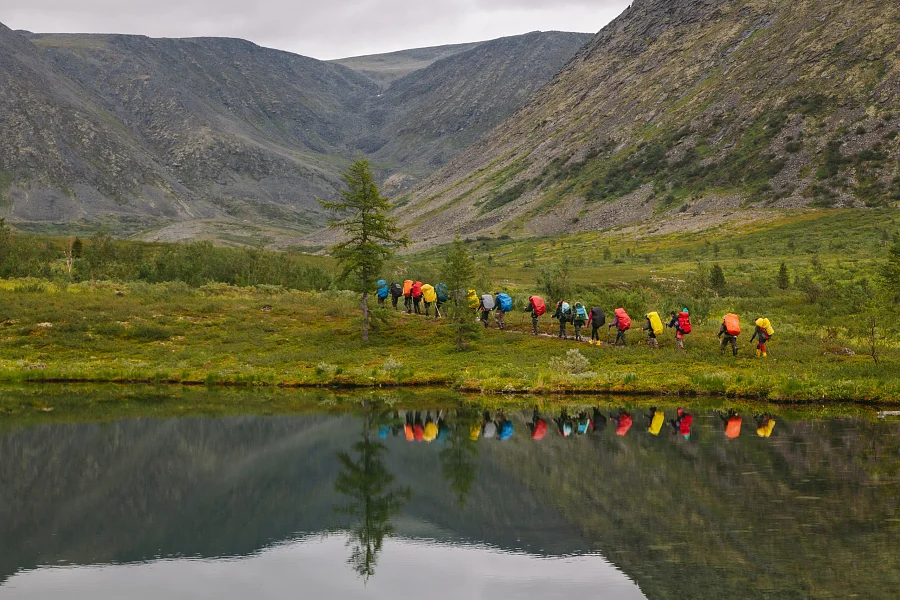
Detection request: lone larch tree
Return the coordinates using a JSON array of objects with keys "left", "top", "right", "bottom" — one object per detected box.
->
[{"left": 321, "top": 159, "right": 407, "bottom": 341}]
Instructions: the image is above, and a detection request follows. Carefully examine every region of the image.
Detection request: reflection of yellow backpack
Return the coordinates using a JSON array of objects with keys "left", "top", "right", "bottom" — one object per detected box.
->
[
  {"left": 755, "top": 318, "right": 775, "bottom": 336},
  {"left": 467, "top": 289, "right": 479, "bottom": 309},
  {"left": 647, "top": 311, "right": 664, "bottom": 336}
]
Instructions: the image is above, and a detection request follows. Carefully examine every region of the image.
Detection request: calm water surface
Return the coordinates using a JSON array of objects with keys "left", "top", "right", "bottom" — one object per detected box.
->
[{"left": 2, "top": 403, "right": 900, "bottom": 598}]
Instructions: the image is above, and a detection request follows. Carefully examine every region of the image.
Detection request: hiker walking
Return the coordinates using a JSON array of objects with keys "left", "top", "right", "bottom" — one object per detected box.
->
[
  {"left": 403, "top": 279, "right": 414, "bottom": 313},
  {"left": 718, "top": 314, "right": 741, "bottom": 356},
  {"left": 528, "top": 407, "right": 549, "bottom": 441},
  {"left": 644, "top": 311, "right": 663, "bottom": 349},
  {"left": 526, "top": 296, "right": 546, "bottom": 335},
  {"left": 434, "top": 283, "right": 449, "bottom": 319},
  {"left": 667, "top": 308, "right": 692, "bottom": 350},
  {"left": 478, "top": 293, "right": 495, "bottom": 328},
  {"left": 390, "top": 281, "right": 403, "bottom": 311},
  {"left": 495, "top": 292, "right": 513, "bottom": 330},
  {"left": 552, "top": 301, "right": 571, "bottom": 339},
  {"left": 573, "top": 302, "right": 588, "bottom": 341},
  {"left": 587, "top": 306, "right": 605, "bottom": 345},
  {"left": 421, "top": 283, "right": 437, "bottom": 317},
  {"left": 609, "top": 308, "right": 631, "bottom": 346},
  {"left": 412, "top": 281, "right": 424, "bottom": 314},
  {"left": 751, "top": 317, "right": 774, "bottom": 358},
  {"left": 376, "top": 280, "right": 389, "bottom": 308}
]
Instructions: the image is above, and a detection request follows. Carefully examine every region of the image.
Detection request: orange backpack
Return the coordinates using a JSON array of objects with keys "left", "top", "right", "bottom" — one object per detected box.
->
[{"left": 724, "top": 313, "right": 741, "bottom": 336}]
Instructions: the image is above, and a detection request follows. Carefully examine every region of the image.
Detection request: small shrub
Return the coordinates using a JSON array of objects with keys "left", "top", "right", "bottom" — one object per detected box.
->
[{"left": 549, "top": 349, "right": 591, "bottom": 375}]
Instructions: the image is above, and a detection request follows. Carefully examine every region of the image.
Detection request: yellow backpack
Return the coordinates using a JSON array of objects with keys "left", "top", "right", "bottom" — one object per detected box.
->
[
  {"left": 756, "top": 318, "right": 775, "bottom": 336},
  {"left": 647, "top": 312, "right": 664, "bottom": 336}
]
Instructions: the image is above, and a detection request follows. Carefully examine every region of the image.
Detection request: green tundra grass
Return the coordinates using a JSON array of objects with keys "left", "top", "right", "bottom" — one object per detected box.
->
[{"left": 0, "top": 208, "right": 898, "bottom": 402}]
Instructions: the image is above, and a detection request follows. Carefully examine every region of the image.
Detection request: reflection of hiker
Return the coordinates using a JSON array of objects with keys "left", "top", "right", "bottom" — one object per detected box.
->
[
  {"left": 528, "top": 407, "right": 549, "bottom": 440},
  {"left": 555, "top": 409, "right": 574, "bottom": 438},
  {"left": 719, "top": 409, "right": 742, "bottom": 439},
  {"left": 423, "top": 411, "right": 439, "bottom": 442},
  {"left": 495, "top": 292, "right": 512, "bottom": 330},
  {"left": 390, "top": 282, "right": 403, "bottom": 311},
  {"left": 644, "top": 312, "right": 663, "bottom": 349},
  {"left": 479, "top": 294, "right": 495, "bottom": 328},
  {"left": 412, "top": 281, "right": 424, "bottom": 314},
  {"left": 610, "top": 410, "right": 633, "bottom": 436},
  {"left": 587, "top": 306, "right": 605, "bottom": 345},
  {"left": 376, "top": 280, "right": 389, "bottom": 308},
  {"left": 718, "top": 314, "right": 741, "bottom": 357},
  {"left": 552, "top": 301, "right": 570, "bottom": 339},
  {"left": 413, "top": 411, "right": 425, "bottom": 442},
  {"left": 575, "top": 410, "right": 592, "bottom": 436},
  {"left": 436, "top": 413, "right": 452, "bottom": 443},
  {"left": 591, "top": 408, "right": 608, "bottom": 434},
  {"left": 755, "top": 414, "right": 776, "bottom": 438},
  {"left": 573, "top": 303, "right": 588, "bottom": 342},
  {"left": 526, "top": 296, "right": 546, "bottom": 335},
  {"left": 751, "top": 317, "right": 774, "bottom": 358},
  {"left": 403, "top": 410, "right": 415, "bottom": 441},
  {"left": 482, "top": 410, "right": 498, "bottom": 439},
  {"left": 667, "top": 308, "right": 692, "bottom": 350},
  {"left": 403, "top": 280, "right": 414, "bottom": 313},
  {"left": 646, "top": 407, "right": 665, "bottom": 436},
  {"left": 610, "top": 308, "right": 631, "bottom": 346},
  {"left": 670, "top": 408, "right": 693, "bottom": 439},
  {"left": 496, "top": 411, "right": 514, "bottom": 440}
]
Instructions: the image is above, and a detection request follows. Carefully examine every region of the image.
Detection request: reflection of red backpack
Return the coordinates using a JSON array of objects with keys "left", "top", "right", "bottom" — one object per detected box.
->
[
  {"left": 614, "top": 308, "right": 631, "bottom": 331},
  {"left": 531, "top": 419, "right": 548, "bottom": 441},
  {"left": 530, "top": 296, "right": 547, "bottom": 316},
  {"left": 677, "top": 311, "right": 692, "bottom": 334}
]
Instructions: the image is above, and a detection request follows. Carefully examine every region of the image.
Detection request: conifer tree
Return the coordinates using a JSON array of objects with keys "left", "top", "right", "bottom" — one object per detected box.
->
[
  {"left": 777, "top": 262, "right": 790, "bottom": 290},
  {"left": 441, "top": 235, "right": 481, "bottom": 350},
  {"left": 320, "top": 159, "right": 407, "bottom": 341},
  {"left": 709, "top": 264, "right": 726, "bottom": 294}
]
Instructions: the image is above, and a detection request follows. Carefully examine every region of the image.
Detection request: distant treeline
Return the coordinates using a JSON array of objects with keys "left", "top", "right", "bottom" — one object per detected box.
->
[{"left": 0, "top": 221, "right": 333, "bottom": 291}]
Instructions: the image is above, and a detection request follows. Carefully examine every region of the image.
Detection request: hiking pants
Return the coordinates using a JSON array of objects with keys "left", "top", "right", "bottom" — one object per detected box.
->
[
  {"left": 675, "top": 331, "right": 684, "bottom": 350},
  {"left": 532, "top": 315, "right": 539, "bottom": 335},
  {"left": 591, "top": 326, "right": 601, "bottom": 342},
  {"left": 574, "top": 324, "right": 582, "bottom": 341},
  {"left": 392, "top": 295, "right": 400, "bottom": 310},
  {"left": 615, "top": 330, "right": 627, "bottom": 345},
  {"left": 496, "top": 310, "right": 505, "bottom": 330},
  {"left": 648, "top": 335, "right": 659, "bottom": 348},
  {"left": 481, "top": 311, "right": 490, "bottom": 328},
  {"left": 721, "top": 335, "right": 738, "bottom": 356},
  {"left": 377, "top": 296, "right": 385, "bottom": 307},
  {"left": 405, "top": 296, "right": 413, "bottom": 313},
  {"left": 558, "top": 321, "right": 567, "bottom": 339},
  {"left": 424, "top": 301, "right": 432, "bottom": 316},
  {"left": 413, "top": 297, "right": 422, "bottom": 314}
]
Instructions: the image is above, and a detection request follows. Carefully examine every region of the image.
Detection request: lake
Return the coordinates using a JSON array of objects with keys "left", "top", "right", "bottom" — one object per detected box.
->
[{"left": 2, "top": 394, "right": 899, "bottom": 598}]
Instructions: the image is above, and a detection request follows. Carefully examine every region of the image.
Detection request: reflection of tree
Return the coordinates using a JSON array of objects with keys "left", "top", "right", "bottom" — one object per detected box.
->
[
  {"left": 334, "top": 404, "right": 410, "bottom": 581},
  {"left": 439, "top": 411, "right": 480, "bottom": 509}
]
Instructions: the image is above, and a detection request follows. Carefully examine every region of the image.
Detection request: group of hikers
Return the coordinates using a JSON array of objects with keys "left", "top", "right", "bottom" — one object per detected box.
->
[
  {"left": 377, "top": 280, "right": 776, "bottom": 358},
  {"left": 382, "top": 408, "right": 776, "bottom": 442}
]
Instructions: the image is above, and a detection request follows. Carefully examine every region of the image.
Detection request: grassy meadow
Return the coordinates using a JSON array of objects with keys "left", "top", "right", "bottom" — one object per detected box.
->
[{"left": 0, "top": 208, "right": 897, "bottom": 403}]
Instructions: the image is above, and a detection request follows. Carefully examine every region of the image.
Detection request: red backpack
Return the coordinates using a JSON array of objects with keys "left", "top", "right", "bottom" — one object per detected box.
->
[
  {"left": 530, "top": 296, "right": 547, "bottom": 316},
  {"left": 677, "top": 311, "right": 692, "bottom": 334},
  {"left": 614, "top": 308, "right": 631, "bottom": 331}
]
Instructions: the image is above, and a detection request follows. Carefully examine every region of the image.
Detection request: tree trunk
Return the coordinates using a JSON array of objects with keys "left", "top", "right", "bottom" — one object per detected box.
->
[{"left": 362, "top": 290, "right": 370, "bottom": 342}]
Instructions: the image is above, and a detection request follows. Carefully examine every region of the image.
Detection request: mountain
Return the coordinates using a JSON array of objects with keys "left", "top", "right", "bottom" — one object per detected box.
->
[
  {"left": 395, "top": 0, "right": 900, "bottom": 247},
  {"left": 0, "top": 25, "right": 590, "bottom": 241},
  {"left": 330, "top": 42, "right": 482, "bottom": 88}
]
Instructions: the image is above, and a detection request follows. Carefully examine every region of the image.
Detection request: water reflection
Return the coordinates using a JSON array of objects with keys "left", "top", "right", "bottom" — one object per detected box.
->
[{"left": 3, "top": 397, "right": 900, "bottom": 598}]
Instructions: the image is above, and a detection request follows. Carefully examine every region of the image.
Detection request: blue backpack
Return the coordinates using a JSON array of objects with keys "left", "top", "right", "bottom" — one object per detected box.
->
[
  {"left": 575, "top": 303, "right": 588, "bottom": 321},
  {"left": 499, "top": 420, "right": 514, "bottom": 440},
  {"left": 497, "top": 293, "right": 513, "bottom": 312},
  {"left": 435, "top": 283, "right": 450, "bottom": 303},
  {"left": 376, "top": 280, "right": 389, "bottom": 299}
]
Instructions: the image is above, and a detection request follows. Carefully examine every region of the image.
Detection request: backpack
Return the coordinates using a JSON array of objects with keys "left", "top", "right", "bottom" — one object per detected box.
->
[
  {"left": 576, "top": 418, "right": 590, "bottom": 435},
  {"left": 590, "top": 307, "right": 606, "bottom": 327},
  {"left": 561, "top": 302, "right": 571, "bottom": 316},
  {"left": 497, "top": 293, "right": 513, "bottom": 312},
  {"left": 412, "top": 281, "right": 423, "bottom": 298},
  {"left": 376, "top": 280, "right": 389, "bottom": 300},
  {"left": 677, "top": 310, "right": 692, "bottom": 334},
  {"left": 575, "top": 303, "right": 588, "bottom": 321},
  {"left": 530, "top": 296, "right": 547, "bottom": 316},
  {"left": 435, "top": 283, "right": 450, "bottom": 303},
  {"left": 403, "top": 280, "right": 413, "bottom": 296},
  {"left": 647, "top": 311, "right": 664, "bottom": 335},
  {"left": 481, "top": 294, "right": 495, "bottom": 311},
  {"left": 614, "top": 308, "right": 631, "bottom": 330},
  {"left": 724, "top": 313, "right": 741, "bottom": 336},
  {"left": 421, "top": 284, "right": 437, "bottom": 304},
  {"left": 498, "top": 420, "right": 514, "bottom": 440},
  {"left": 756, "top": 317, "right": 774, "bottom": 337},
  {"left": 467, "top": 289, "right": 480, "bottom": 309},
  {"left": 390, "top": 282, "right": 403, "bottom": 298}
]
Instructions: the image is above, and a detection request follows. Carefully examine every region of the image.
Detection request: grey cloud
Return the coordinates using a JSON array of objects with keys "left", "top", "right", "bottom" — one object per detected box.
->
[{"left": 1, "top": 0, "right": 629, "bottom": 58}]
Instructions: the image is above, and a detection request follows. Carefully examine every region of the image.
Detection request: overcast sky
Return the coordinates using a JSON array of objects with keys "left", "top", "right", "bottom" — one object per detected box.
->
[{"left": 1, "top": 0, "right": 630, "bottom": 60}]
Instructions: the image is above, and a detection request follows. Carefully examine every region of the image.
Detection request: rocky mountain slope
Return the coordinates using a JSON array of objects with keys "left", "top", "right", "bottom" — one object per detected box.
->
[
  {"left": 0, "top": 25, "right": 590, "bottom": 238},
  {"left": 395, "top": 0, "right": 900, "bottom": 247}
]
